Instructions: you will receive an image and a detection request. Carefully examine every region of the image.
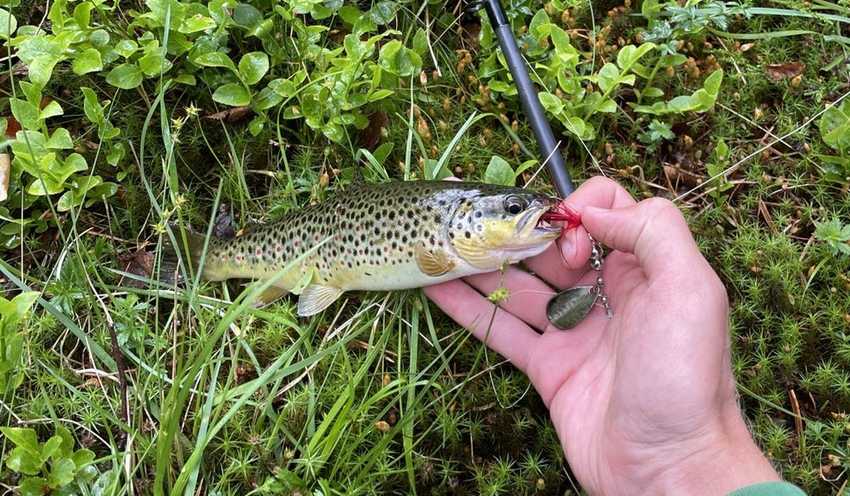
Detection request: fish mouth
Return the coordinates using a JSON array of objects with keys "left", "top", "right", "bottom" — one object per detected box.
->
[{"left": 517, "top": 206, "right": 562, "bottom": 239}]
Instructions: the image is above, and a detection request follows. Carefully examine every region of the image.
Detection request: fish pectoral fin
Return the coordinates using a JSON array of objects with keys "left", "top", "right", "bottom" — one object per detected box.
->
[
  {"left": 297, "top": 284, "right": 344, "bottom": 317},
  {"left": 452, "top": 237, "right": 499, "bottom": 270},
  {"left": 252, "top": 285, "right": 289, "bottom": 309},
  {"left": 415, "top": 244, "right": 455, "bottom": 277}
]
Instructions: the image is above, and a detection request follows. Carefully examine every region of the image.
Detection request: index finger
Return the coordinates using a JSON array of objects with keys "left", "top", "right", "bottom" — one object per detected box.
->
[{"left": 525, "top": 176, "right": 637, "bottom": 289}]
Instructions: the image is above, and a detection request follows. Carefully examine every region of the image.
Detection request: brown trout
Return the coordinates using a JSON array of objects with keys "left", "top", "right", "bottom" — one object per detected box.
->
[{"left": 170, "top": 180, "right": 568, "bottom": 317}]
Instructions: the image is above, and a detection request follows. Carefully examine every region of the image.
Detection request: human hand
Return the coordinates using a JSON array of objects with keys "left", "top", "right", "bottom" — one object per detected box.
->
[{"left": 424, "top": 177, "right": 780, "bottom": 495}]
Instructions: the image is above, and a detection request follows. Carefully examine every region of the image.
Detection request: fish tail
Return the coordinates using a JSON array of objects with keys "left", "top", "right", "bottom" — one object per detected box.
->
[{"left": 157, "top": 227, "right": 215, "bottom": 286}]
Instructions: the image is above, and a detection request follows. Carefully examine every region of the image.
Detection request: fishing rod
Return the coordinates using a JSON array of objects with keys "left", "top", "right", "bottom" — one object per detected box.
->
[{"left": 468, "top": 0, "right": 575, "bottom": 197}]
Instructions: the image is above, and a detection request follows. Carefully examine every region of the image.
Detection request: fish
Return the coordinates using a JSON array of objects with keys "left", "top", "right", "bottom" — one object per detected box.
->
[{"left": 163, "top": 180, "right": 579, "bottom": 317}]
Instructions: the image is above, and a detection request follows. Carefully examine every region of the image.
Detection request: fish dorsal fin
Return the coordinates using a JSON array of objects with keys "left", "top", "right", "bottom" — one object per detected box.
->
[
  {"left": 415, "top": 243, "right": 456, "bottom": 277},
  {"left": 452, "top": 236, "right": 500, "bottom": 270},
  {"left": 297, "top": 284, "right": 344, "bottom": 317}
]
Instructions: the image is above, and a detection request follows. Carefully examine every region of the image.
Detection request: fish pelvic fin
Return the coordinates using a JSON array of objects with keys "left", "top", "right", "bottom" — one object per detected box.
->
[{"left": 297, "top": 284, "right": 344, "bottom": 317}]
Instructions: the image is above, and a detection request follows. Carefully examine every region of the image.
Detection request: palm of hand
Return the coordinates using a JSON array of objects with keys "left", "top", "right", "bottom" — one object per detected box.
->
[
  {"left": 530, "top": 251, "right": 735, "bottom": 494},
  {"left": 425, "top": 178, "right": 741, "bottom": 494}
]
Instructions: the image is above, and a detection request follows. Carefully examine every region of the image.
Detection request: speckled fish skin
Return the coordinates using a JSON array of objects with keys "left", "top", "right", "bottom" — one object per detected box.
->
[{"left": 192, "top": 180, "right": 562, "bottom": 316}]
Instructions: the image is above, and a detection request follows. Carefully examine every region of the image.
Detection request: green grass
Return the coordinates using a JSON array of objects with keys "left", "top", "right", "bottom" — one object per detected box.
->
[{"left": 2, "top": 0, "right": 850, "bottom": 494}]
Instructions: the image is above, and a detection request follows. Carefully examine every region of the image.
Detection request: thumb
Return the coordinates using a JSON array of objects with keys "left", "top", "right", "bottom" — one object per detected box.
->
[{"left": 581, "top": 198, "right": 703, "bottom": 278}]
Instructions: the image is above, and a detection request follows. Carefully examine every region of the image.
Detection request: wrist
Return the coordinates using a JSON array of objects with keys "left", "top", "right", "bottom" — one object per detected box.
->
[{"left": 646, "top": 406, "right": 780, "bottom": 496}]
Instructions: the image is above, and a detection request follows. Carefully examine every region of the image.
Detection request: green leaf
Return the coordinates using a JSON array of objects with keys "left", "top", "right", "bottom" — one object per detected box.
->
[
  {"left": 713, "top": 139, "right": 729, "bottom": 161},
  {"left": 194, "top": 51, "right": 236, "bottom": 71},
  {"left": 40, "top": 100, "right": 63, "bottom": 120},
  {"left": 815, "top": 218, "right": 850, "bottom": 256},
  {"left": 253, "top": 86, "right": 284, "bottom": 110},
  {"left": 19, "top": 477, "right": 48, "bottom": 496},
  {"left": 56, "top": 426, "right": 75, "bottom": 459},
  {"left": 73, "top": 2, "right": 92, "bottom": 27},
  {"left": 72, "top": 48, "right": 102, "bottom": 75},
  {"left": 6, "top": 447, "right": 42, "bottom": 475},
  {"left": 71, "top": 449, "right": 95, "bottom": 469},
  {"left": 484, "top": 156, "right": 515, "bottom": 186},
  {"left": 238, "top": 52, "right": 269, "bottom": 85},
  {"left": 378, "top": 40, "right": 422, "bottom": 77},
  {"left": 538, "top": 92, "right": 564, "bottom": 114},
  {"left": 5, "top": 292, "right": 39, "bottom": 325},
  {"left": 106, "top": 63, "right": 143, "bottom": 89},
  {"left": 17, "top": 36, "right": 64, "bottom": 64},
  {"left": 690, "top": 69, "right": 723, "bottom": 111},
  {"left": 80, "top": 87, "right": 104, "bottom": 125},
  {"left": 529, "top": 9, "right": 550, "bottom": 39},
  {"left": 412, "top": 28, "right": 428, "bottom": 56},
  {"left": 560, "top": 115, "right": 594, "bottom": 140},
  {"left": 114, "top": 39, "right": 138, "bottom": 58},
  {"left": 616, "top": 43, "right": 656, "bottom": 72},
  {"left": 48, "top": 458, "right": 76, "bottom": 487},
  {"left": 212, "top": 83, "right": 250, "bottom": 106},
  {"left": 107, "top": 142, "right": 125, "bottom": 165},
  {"left": 10, "top": 98, "right": 40, "bottom": 129},
  {"left": 57, "top": 176, "right": 103, "bottom": 211},
  {"left": 232, "top": 2, "right": 263, "bottom": 29},
  {"left": 91, "top": 469, "right": 118, "bottom": 496},
  {"left": 248, "top": 115, "right": 264, "bottom": 136},
  {"left": 1, "top": 427, "right": 40, "bottom": 455},
  {"left": 41, "top": 435, "right": 63, "bottom": 461},
  {"left": 179, "top": 13, "right": 216, "bottom": 33},
  {"left": 0, "top": 8, "right": 17, "bottom": 38},
  {"left": 138, "top": 49, "right": 172, "bottom": 76},
  {"left": 174, "top": 73, "right": 197, "bottom": 85},
  {"left": 818, "top": 99, "right": 850, "bottom": 152},
  {"left": 369, "top": 1, "right": 397, "bottom": 25},
  {"left": 643, "top": 87, "right": 664, "bottom": 98},
  {"left": 46, "top": 128, "right": 73, "bottom": 149},
  {"left": 27, "top": 55, "right": 60, "bottom": 88},
  {"left": 85, "top": 182, "right": 118, "bottom": 206},
  {"left": 597, "top": 63, "right": 620, "bottom": 93},
  {"left": 550, "top": 25, "right": 577, "bottom": 57},
  {"left": 368, "top": 89, "right": 393, "bottom": 102},
  {"left": 634, "top": 70, "right": 723, "bottom": 115},
  {"left": 597, "top": 98, "right": 617, "bottom": 113},
  {"left": 89, "top": 29, "right": 110, "bottom": 46}
]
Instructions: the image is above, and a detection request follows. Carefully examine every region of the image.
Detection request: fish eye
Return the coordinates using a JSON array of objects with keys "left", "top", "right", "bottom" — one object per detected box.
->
[{"left": 504, "top": 195, "right": 528, "bottom": 215}]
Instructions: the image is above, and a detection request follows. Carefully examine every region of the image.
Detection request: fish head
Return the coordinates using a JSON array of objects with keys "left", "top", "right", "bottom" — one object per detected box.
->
[{"left": 448, "top": 190, "right": 562, "bottom": 269}]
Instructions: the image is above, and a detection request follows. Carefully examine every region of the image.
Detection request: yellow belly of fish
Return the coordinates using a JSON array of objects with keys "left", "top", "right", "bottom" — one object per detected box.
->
[{"left": 338, "top": 260, "right": 481, "bottom": 291}]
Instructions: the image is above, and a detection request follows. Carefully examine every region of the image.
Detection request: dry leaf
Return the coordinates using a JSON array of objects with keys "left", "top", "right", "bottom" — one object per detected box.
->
[
  {"left": 765, "top": 62, "right": 805, "bottom": 81},
  {"left": 204, "top": 106, "right": 253, "bottom": 123},
  {"left": 0, "top": 153, "right": 9, "bottom": 202},
  {"left": 4, "top": 116, "right": 20, "bottom": 138},
  {"left": 118, "top": 249, "right": 156, "bottom": 288},
  {"left": 358, "top": 111, "right": 388, "bottom": 151}
]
